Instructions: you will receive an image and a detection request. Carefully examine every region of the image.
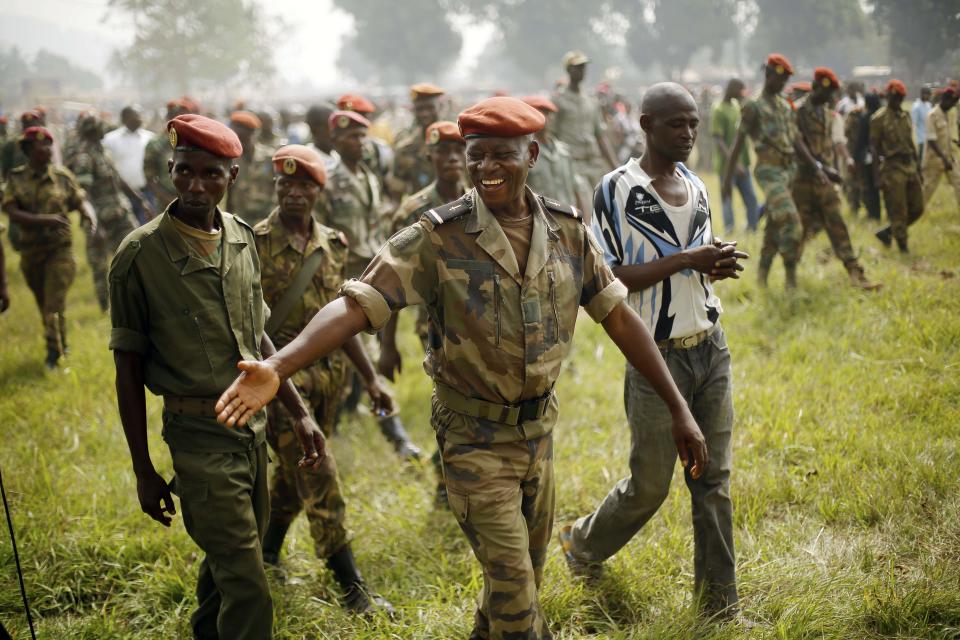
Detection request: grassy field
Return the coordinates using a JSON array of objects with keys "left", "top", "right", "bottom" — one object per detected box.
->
[{"left": 1, "top": 174, "right": 959, "bottom": 639}]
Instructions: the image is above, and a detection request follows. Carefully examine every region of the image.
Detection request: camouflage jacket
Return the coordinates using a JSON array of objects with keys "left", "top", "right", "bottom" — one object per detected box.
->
[
  {"left": 795, "top": 99, "right": 836, "bottom": 178},
  {"left": 1, "top": 163, "right": 85, "bottom": 251},
  {"left": 342, "top": 186, "right": 627, "bottom": 445},
  {"left": 253, "top": 208, "right": 349, "bottom": 349},
  {"left": 64, "top": 140, "right": 134, "bottom": 221},
  {"left": 228, "top": 143, "right": 276, "bottom": 227},
  {"left": 870, "top": 106, "right": 918, "bottom": 174},
  {"left": 527, "top": 139, "right": 579, "bottom": 206},
  {"left": 389, "top": 125, "right": 433, "bottom": 198},
  {"left": 319, "top": 160, "right": 384, "bottom": 278},
  {"left": 740, "top": 93, "right": 798, "bottom": 165},
  {"left": 392, "top": 181, "right": 464, "bottom": 233},
  {"left": 143, "top": 131, "right": 176, "bottom": 206}
]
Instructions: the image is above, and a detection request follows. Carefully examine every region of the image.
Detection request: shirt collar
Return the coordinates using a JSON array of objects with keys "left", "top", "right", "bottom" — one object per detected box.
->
[
  {"left": 264, "top": 207, "right": 331, "bottom": 257},
  {"left": 158, "top": 201, "right": 246, "bottom": 270}
]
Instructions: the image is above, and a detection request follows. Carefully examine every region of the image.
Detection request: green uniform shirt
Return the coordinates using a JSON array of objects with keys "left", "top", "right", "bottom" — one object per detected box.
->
[
  {"left": 319, "top": 160, "right": 383, "bottom": 278},
  {"left": 711, "top": 99, "right": 750, "bottom": 173},
  {"left": 108, "top": 202, "right": 269, "bottom": 453},
  {"left": 870, "top": 106, "right": 917, "bottom": 175},
  {"left": 228, "top": 143, "right": 276, "bottom": 226},
  {"left": 342, "top": 186, "right": 627, "bottom": 445},
  {"left": 527, "top": 139, "right": 579, "bottom": 206},
  {"left": 2, "top": 163, "right": 85, "bottom": 253},
  {"left": 795, "top": 99, "right": 836, "bottom": 178},
  {"left": 740, "top": 93, "right": 797, "bottom": 166}
]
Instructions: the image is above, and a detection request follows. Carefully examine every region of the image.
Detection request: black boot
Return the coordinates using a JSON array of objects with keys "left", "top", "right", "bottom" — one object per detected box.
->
[
  {"left": 896, "top": 237, "right": 909, "bottom": 254},
  {"left": 44, "top": 348, "right": 60, "bottom": 370},
  {"left": 326, "top": 544, "right": 395, "bottom": 618},
  {"left": 261, "top": 519, "right": 290, "bottom": 568},
  {"left": 784, "top": 262, "right": 798, "bottom": 290},
  {"left": 378, "top": 415, "right": 421, "bottom": 461},
  {"left": 875, "top": 227, "right": 892, "bottom": 248}
]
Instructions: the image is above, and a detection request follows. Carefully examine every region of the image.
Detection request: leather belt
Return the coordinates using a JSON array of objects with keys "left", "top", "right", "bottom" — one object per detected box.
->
[
  {"left": 656, "top": 324, "right": 719, "bottom": 350},
  {"left": 435, "top": 383, "right": 553, "bottom": 427},
  {"left": 163, "top": 395, "right": 220, "bottom": 418}
]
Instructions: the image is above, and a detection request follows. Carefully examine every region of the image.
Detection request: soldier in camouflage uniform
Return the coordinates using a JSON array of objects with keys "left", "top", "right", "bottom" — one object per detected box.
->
[
  {"left": 65, "top": 114, "right": 144, "bottom": 310},
  {"left": 337, "top": 94, "right": 394, "bottom": 193},
  {"left": 143, "top": 100, "right": 191, "bottom": 211},
  {"left": 254, "top": 144, "right": 394, "bottom": 615},
  {"left": 793, "top": 69, "right": 879, "bottom": 290},
  {"left": 321, "top": 110, "right": 422, "bottom": 460},
  {"left": 2, "top": 127, "right": 97, "bottom": 367},
  {"left": 215, "top": 97, "right": 708, "bottom": 640},
  {"left": 724, "top": 54, "right": 830, "bottom": 290},
  {"left": 387, "top": 83, "right": 444, "bottom": 201},
  {"left": 522, "top": 95, "right": 582, "bottom": 210},
  {"left": 871, "top": 80, "right": 924, "bottom": 253},
  {"left": 1, "top": 111, "right": 42, "bottom": 180},
  {"left": 227, "top": 111, "right": 276, "bottom": 227}
]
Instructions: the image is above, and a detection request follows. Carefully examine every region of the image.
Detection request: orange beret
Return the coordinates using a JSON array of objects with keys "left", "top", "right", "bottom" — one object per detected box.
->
[
  {"left": 328, "top": 110, "right": 371, "bottom": 134},
  {"left": 410, "top": 83, "right": 445, "bottom": 102},
  {"left": 766, "top": 53, "right": 794, "bottom": 75},
  {"left": 521, "top": 95, "right": 559, "bottom": 113},
  {"left": 272, "top": 144, "right": 326, "bottom": 187},
  {"left": 886, "top": 79, "right": 907, "bottom": 96},
  {"left": 941, "top": 87, "right": 959, "bottom": 100},
  {"left": 458, "top": 97, "right": 545, "bottom": 139},
  {"left": 230, "top": 110, "right": 262, "bottom": 130},
  {"left": 789, "top": 82, "right": 811, "bottom": 93},
  {"left": 179, "top": 96, "right": 202, "bottom": 113},
  {"left": 167, "top": 114, "right": 242, "bottom": 159},
  {"left": 0, "top": 115, "right": 7, "bottom": 125},
  {"left": 21, "top": 126, "right": 54, "bottom": 144},
  {"left": 814, "top": 67, "right": 840, "bottom": 89},
  {"left": 337, "top": 94, "right": 376, "bottom": 114},
  {"left": 425, "top": 121, "right": 465, "bottom": 146}
]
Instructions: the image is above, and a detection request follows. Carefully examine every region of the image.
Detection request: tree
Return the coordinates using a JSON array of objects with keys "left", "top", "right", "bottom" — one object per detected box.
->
[
  {"left": 0, "top": 47, "right": 31, "bottom": 104},
  {"left": 33, "top": 50, "right": 102, "bottom": 92},
  {"left": 105, "top": 0, "right": 277, "bottom": 96},
  {"left": 332, "top": 0, "right": 462, "bottom": 86},
  {"left": 869, "top": 0, "right": 960, "bottom": 79}
]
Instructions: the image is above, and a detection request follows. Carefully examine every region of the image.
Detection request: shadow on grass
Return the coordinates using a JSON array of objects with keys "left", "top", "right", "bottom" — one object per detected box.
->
[{"left": 0, "top": 356, "right": 45, "bottom": 392}]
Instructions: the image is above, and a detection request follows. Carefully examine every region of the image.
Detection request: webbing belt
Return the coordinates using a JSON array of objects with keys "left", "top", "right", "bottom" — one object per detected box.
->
[{"left": 435, "top": 383, "right": 553, "bottom": 427}]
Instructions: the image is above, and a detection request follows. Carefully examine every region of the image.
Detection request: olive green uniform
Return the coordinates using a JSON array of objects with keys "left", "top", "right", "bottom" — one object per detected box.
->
[
  {"left": 389, "top": 125, "right": 433, "bottom": 199},
  {"left": 254, "top": 209, "right": 351, "bottom": 559},
  {"left": 65, "top": 140, "right": 138, "bottom": 310},
  {"left": 343, "top": 187, "right": 627, "bottom": 639},
  {"left": 793, "top": 99, "right": 863, "bottom": 274},
  {"left": 319, "top": 160, "right": 384, "bottom": 278},
  {"left": 527, "top": 139, "right": 580, "bottom": 208},
  {"left": 921, "top": 105, "right": 960, "bottom": 206},
  {"left": 2, "top": 164, "right": 84, "bottom": 357},
  {"left": 143, "top": 131, "right": 177, "bottom": 210},
  {"left": 108, "top": 204, "right": 273, "bottom": 640},
  {"left": 740, "top": 93, "right": 803, "bottom": 272},
  {"left": 552, "top": 87, "right": 609, "bottom": 193},
  {"left": 229, "top": 143, "right": 277, "bottom": 227},
  {"left": 870, "top": 106, "right": 923, "bottom": 248}
]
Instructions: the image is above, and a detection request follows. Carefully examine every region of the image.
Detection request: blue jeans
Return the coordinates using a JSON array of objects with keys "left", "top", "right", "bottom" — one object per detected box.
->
[
  {"left": 721, "top": 169, "right": 759, "bottom": 232},
  {"left": 570, "top": 327, "right": 737, "bottom": 612}
]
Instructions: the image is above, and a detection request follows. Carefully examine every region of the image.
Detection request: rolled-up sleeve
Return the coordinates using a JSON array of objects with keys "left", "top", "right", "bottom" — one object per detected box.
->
[
  {"left": 580, "top": 225, "right": 627, "bottom": 322},
  {"left": 341, "top": 279, "right": 392, "bottom": 332}
]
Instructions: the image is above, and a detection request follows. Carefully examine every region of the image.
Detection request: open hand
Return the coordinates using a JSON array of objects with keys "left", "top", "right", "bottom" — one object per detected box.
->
[
  {"left": 216, "top": 360, "right": 281, "bottom": 427},
  {"left": 137, "top": 469, "right": 176, "bottom": 527},
  {"left": 671, "top": 411, "right": 708, "bottom": 480}
]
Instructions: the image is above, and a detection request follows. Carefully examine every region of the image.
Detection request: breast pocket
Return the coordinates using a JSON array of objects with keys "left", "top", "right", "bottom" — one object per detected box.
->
[
  {"left": 442, "top": 259, "right": 501, "bottom": 348},
  {"left": 546, "top": 254, "right": 583, "bottom": 345}
]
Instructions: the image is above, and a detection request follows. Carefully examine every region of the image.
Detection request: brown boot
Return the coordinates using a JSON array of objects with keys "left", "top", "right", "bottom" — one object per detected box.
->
[{"left": 848, "top": 266, "right": 882, "bottom": 291}]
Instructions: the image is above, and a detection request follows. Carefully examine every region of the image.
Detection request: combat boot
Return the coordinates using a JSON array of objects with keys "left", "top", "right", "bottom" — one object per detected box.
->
[
  {"left": 874, "top": 227, "right": 892, "bottom": 248},
  {"left": 326, "top": 544, "right": 396, "bottom": 618},
  {"left": 261, "top": 519, "right": 290, "bottom": 568},
  {"left": 783, "top": 263, "right": 798, "bottom": 290},
  {"left": 45, "top": 348, "right": 60, "bottom": 370},
  {"left": 847, "top": 266, "right": 881, "bottom": 291},
  {"left": 896, "top": 238, "right": 909, "bottom": 254},
  {"left": 378, "top": 415, "right": 421, "bottom": 461}
]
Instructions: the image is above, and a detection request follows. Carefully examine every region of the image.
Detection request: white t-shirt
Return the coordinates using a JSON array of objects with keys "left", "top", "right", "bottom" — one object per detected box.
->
[{"left": 103, "top": 127, "right": 153, "bottom": 190}]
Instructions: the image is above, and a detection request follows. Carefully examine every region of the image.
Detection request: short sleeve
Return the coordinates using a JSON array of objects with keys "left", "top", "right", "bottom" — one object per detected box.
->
[
  {"left": 580, "top": 225, "right": 628, "bottom": 322},
  {"left": 108, "top": 242, "right": 149, "bottom": 354},
  {"left": 590, "top": 184, "right": 623, "bottom": 268}
]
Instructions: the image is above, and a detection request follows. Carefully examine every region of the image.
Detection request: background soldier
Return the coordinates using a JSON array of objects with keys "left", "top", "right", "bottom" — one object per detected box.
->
[
  {"left": 1, "top": 111, "right": 43, "bottom": 179},
  {"left": 143, "top": 99, "right": 191, "bottom": 211},
  {"left": 522, "top": 95, "right": 583, "bottom": 210},
  {"left": 871, "top": 80, "right": 924, "bottom": 253},
  {"left": 254, "top": 144, "right": 394, "bottom": 615},
  {"left": 793, "top": 68, "right": 879, "bottom": 290},
  {"left": 2, "top": 126, "right": 97, "bottom": 368},
  {"left": 337, "top": 93, "right": 394, "bottom": 190},
  {"left": 227, "top": 110, "right": 276, "bottom": 226},
  {"left": 65, "top": 113, "right": 144, "bottom": 311},
  {"left": 921, "top": 88, "right": 960, "bottom": 209},
  {"left": 304, "top": 103, "right": 340, "bottom": 171},
  {"left": 387, "top": 83, "right": 444, "bottom": 200},
  {"left": 213, "top": 96, "right": 707, "bottom": 640}
]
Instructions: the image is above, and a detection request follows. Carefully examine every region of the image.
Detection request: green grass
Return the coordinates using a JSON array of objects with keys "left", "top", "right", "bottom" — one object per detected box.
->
[{"left": 2, "top": 175, "right": 959, "bottom": 638}]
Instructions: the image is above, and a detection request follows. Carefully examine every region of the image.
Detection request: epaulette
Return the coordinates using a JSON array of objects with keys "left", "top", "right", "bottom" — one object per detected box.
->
[
  {"left": 330, "top": 228, "right": 349, "bottom": 247},
  {"left": 225, "top": 211, "right": 254, "bottom": 233},
  {"left": 424, "top": 193, "right": 472, "bottom": 225},
  {"left": 539, "top": 195, "right": 581, "bottom": 221},
  {"left": 109, "top": 237, "right": 142, "bottom": 281}
]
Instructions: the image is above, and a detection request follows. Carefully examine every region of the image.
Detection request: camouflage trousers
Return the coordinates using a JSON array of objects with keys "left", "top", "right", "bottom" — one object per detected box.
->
[
  {"left": 880, "top": 169, "right": 924, "bottom": 246},
  {"left": 792, "top": 177, "right": 859, "bottom": 270},
  {"left": 86, "top": 211, "right": 137, "bottom": 310},
  {"left": 754, "top": 164, "right": 802, "bottom": 269},
  {"left": 266, "top": 358, "right": 349, "bottom": 559},
  {"left": 922, "top": 156, "right": 960, "bottom": 207},
  {"left": 441, "top": 433, "right": 555, "bottom": 640},
  {"left": 21, "top": 245, "right": 76, "bottom": 356}
]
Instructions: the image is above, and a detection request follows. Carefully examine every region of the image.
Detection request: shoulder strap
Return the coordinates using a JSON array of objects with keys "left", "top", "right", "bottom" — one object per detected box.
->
[
  {"left": 264, "top": 248, "right": 327, "bottom": 336},
  {"left": 424, "top": 193, "right": 472, "bottom": 225},
  {"left": 539, "top": 195, "right": 581, "bottom": 220}
]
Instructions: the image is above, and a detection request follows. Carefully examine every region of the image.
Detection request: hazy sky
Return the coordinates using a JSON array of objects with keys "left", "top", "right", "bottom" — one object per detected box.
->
[{"left": 0, "top": 0, "right": 491, "bottom": 90}]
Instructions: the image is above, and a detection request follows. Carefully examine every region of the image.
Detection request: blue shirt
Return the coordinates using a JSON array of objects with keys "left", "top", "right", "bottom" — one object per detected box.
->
[{"left": 911, "top": 100, "right": 932, "bottom": 144}]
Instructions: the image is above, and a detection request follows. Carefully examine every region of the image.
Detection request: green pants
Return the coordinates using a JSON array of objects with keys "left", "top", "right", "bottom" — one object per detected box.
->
[
  {"left": 170, "top": 442, "right": 272, "bottom": 640},
  {"left": 441, "top": 433, "right": 555, "bottom": 640},
  {"left": 755, "top": 164, "right": 802, "bottom": 268},
  {"left": 85, "top": 210, "right": 137, "bottom": 310},
  {"left": 21, "top": 244, "right": 76, "bottom": 356},
  {"left": 792, "top": 177, "right": 858, "bottom": 269},
  {"left": 881, "top": 169, "right": 924, "bottom": 245},
  {"left": 266, "top": 360, "right": 349, "bottom": 559}
]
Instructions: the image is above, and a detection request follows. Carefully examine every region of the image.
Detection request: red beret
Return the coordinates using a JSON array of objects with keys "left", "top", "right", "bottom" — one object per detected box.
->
[
  {"left": 0, "top": 115, "right": 7, "bottom": 125},
  {"left": 337, "top": 94, "right": 376, "bottom": 114},
  {"left": 789, "top": 82, "right": 811, "bottom": 93},
  {"left": 167, "top": 114, "right": 242, "bottom": 159},
  {"left": 941, "top": 87, "right": 959, "bottom": 100},
  {"left": 425, "top": 121, "right": 465, "bottom": 145},
  {"left": 886, "top": 79, "right": 907, "bottom": 96},
  {"left": 521, "top": 95, "right": 558, "bottom": 113},
  {"left": 328, "top": 110, "right": 371, "bottom": 134},
  {"left": 766, "top": 53, "right": 794, "bottom": 75},
  {"left": 21, "top": 126, "right": 54, "bottom": 144},
  {"left": 814, "top": 67, "right": 840, "bottom": 89},
  {"left": 458, "top": 97, "right": 545, "bottom": 139},
  {"left": 230, "top": 110, "right": 262, "bottom": 130},
  {"left": 20, "top": 110, "right": 42, "bottom": 125},
  {"left": 272, "top": 144, "right": 326, "bottom": 188},
  {"left": 410, "top": 83, "right": 445, "bottom": 102}
]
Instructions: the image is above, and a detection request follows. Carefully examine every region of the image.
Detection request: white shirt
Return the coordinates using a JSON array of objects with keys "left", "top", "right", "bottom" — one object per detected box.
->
[
  {"left": 102, "top": 126, "right": 153, "bottom": 189},
  {"left": 592, "top": 160, "right": 722, "bottom": 341}
]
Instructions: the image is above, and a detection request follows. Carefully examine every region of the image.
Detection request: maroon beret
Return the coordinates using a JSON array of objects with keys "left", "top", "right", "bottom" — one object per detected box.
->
[
  {"left": 814, "top": 67, "right": 840, "bottom": 89},
  {"left": 337, "top": 94, "right": 376, "bottom": 114},
  {"left": 328, "top": 110, "right": 371, "bottom": 134},
  {"left": 272, "top": 144, "right": 327, "bottom": 187},
  {"left": 766, "top": 53, "right": 794, "bottom": 76},
  {"left": 425, "top": 121, "right": 465, "bottom": 145},
  {"left": 167, "top": 114, "right": 242, "bottom": 159},
  {"left": 21, "top": 126, "right": 54, "bottom": 144},
  {"left": 458, "top": 97, "right": 545, "bottom": 139}
]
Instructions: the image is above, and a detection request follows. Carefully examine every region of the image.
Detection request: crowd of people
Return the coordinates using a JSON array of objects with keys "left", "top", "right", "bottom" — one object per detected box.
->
[{"left": 1, "top": 48, "right": 958, "bottom": 640}]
